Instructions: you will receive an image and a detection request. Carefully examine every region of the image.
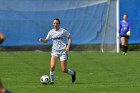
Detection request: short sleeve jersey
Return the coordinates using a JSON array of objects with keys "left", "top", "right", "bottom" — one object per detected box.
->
[{"left": 46, "top": 28, "right": 70, "bottom": 50}]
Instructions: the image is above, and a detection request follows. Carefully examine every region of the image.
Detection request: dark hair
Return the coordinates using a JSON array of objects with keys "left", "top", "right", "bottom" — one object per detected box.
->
[
  {"left": 123, "top": 14, "right": 128, "bottom": 17},
  {"left": 53, "top": 18, "right": 60, "bottom": 24}
]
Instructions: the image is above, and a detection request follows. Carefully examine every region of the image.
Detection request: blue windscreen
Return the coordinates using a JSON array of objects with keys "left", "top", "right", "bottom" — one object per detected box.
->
[{"left": 0, "top": 0, "right": 110, "bottom": 46}]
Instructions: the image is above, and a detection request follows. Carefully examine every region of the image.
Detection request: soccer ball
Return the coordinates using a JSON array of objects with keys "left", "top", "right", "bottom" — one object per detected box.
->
[
  {"left": 40, "top": 75, "right": 50, "bottom": 84},
  {"left": 126, "top": 31, "right": 131, "bottom": 36}
]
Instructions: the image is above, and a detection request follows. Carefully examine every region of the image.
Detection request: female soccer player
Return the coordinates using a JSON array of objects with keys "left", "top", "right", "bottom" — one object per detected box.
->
[
  {"left": 39, "top": 18, "right": 76, "bottom": 84},
  {"left": 119, "top": 14, "right": 131, "bottom": 55}
]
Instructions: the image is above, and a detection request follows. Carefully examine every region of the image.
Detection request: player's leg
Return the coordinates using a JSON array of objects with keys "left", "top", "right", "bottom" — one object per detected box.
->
[
  {"left": 61, "top": 60, "right": 76, "bottom": 83},
  {"left": 124, "top": 37, "right": 129, "bottom": 55},
  {"left": 60, "top": 53, "right": 76, "bottom": 83},
  {"left": 50, "top": 55, "right": 58, "bottom": 84},
  {"left": 61, "top": 60, "right": 75, "bottom": 74},
  {"left": 61, "top": 60, "right": 68, "bottom": 73},
  {"left": 121, "top": 37, "right": 126, "bottom": 54}
]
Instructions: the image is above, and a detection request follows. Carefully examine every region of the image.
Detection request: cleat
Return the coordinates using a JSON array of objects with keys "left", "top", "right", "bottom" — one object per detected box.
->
[
  {"left": 124, "top": 53, "right": 127, "bottom": 55},
  {"left": 49, "top": 81, "right": 54, "bottom": 84},
  {"left": 72, "top": 71, "right": 76, "bottom": 83},
  {"left": 122, "top": 52, "right": 125, "bottom": 55},
  {"left": 122, "top": 52, "right": 127, "bottom": 55}
]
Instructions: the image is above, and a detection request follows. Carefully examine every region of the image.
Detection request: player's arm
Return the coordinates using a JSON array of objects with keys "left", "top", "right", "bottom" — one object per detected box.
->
[
  {"left": 39, "top": 38, "right": 49, "bottom": 43},
  {"left": 66, "top": 35, "right": 72, "bottom": 52},
  {"left": 126, "top": 23, "right": 131, "bottom": 36},
  {"left": 39, "top": 31, "right": 51, "bottom": 43},
  {"left": 128, "top": 23, "right": 131, "bottom": 32}
]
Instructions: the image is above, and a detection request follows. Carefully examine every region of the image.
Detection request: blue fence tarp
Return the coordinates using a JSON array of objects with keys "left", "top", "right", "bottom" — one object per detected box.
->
[
  {"left": 0, "top": 0, "right": 139, "bottom": 46},
  {"left": 0, "top": 0, "right": 108, "bottom": 46}
]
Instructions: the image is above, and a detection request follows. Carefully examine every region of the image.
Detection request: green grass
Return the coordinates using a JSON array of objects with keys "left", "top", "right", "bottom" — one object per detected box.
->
[{"left": 0, "top": 51, "right": 140, "bottom": 93}]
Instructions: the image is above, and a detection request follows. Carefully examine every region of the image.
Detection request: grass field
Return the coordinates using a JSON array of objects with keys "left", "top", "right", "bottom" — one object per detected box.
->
[{"left": 0, "top": 51, "right": 140, "bottom": 93}]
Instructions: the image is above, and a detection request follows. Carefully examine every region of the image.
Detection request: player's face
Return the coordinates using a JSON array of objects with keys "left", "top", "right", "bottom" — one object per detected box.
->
[
  {"left": 123, "top": 15, "right": 128, "bottom": 21},
  {"left": 53, "top": 20, "right": 60, "bottom": 29}
]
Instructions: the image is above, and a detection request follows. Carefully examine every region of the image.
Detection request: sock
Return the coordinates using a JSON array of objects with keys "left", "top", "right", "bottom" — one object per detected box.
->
[
  {"left": 50, "top": 71, "right": 55, "bottom": 81},
  {"left": 124, "top": 46, "right": 126, "bottom": 52},
  {"left": 122, "top": 45, "right": 128, "bottom": 53},
  {"left": 121, "top": 45, "right": 125, "bottom": 52},
  {"left": 125, "top": 46, "right": 128, "bottom": 53},
  {"left": 67, "top": 69, "right": 74, "bottom": 75}
]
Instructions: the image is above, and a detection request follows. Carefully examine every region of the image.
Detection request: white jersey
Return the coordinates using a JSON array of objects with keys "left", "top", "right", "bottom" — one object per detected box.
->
[{"left": 46, "top": 28, "right": 70, "bottom": 50}]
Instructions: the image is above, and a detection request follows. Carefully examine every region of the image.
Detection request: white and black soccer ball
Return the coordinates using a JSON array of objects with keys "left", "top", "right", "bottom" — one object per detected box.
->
[{"left": 40, "top": 75, "right": 50, "bottom": 84}]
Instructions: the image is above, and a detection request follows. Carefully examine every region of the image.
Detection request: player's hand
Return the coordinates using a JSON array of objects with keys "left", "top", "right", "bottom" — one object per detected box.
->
[
  {"left": 39, "top": 38, "right": 42, "bottom": 42},
  {"left": 126, "top": 31, "right": 131, "bottom": 36},
  {"left": 39, "top": 38, "right": 48, "bottom": 43},
  {"left": 65, "top": 46, "right": 70, "bottom": 52}
]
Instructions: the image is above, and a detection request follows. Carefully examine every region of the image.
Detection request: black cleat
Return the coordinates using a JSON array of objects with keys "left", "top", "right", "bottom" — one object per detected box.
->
[{"left": 72, "top": 71, "right": 76, "bottom": 83}]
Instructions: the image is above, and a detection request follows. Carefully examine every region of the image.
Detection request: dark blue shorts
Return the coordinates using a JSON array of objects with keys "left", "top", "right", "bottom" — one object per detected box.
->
[{"left": 120, "top": 35, "right": 129, "bottom": 39}]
